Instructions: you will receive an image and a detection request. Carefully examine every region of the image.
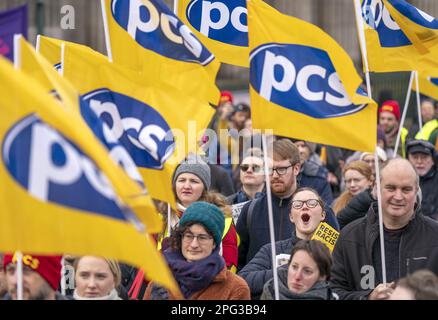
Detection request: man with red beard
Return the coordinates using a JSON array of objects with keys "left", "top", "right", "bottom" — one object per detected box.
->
[
  {"left": 236, "top": 139, "right": 338, "bottom": 271},
  {"left": 331, "top": 159, "right": 438, "bottom": 300}
]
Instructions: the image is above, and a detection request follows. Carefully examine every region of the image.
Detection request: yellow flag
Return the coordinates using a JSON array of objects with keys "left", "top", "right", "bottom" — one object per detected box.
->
[
  {"left": 248, "top": 0, "right": 377, "bottom": 152},
  {"left": 359, "top": 0, "right": 438, "bottom": 73},
  {"left": 177, "top": 0, "right": 249, "bottom": 67},
  {"left": 36, "top": 35, "right": 62, "bottom": 70},
  {"left": 413, "top": 74, "right": 438, "bottom": 101},
  {"left": 103, "top": 0, "right": 221, "bottom": 104},
  {"left": 17, "top": 35, "right": 163, "bottom": 233},
  {"left": 62, "top": 42, "right": 215, "bottom": 207},
  {"left": 0, "top": 55, "right": 179, "bottom": 296}
]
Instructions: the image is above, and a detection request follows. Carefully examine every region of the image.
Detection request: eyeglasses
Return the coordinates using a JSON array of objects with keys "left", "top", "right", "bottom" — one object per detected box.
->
[
  {"left": 291, "top": 199, "right": 321, "bottom": 209},
  {"left": 182, "top": 232, "right": 213, "bottom": 245},
  {"left": 269, "top": 165, "right": 293, "bottom": 176},
  {"left": 240, "top": 164, "right": 262, "bottom": 173}
]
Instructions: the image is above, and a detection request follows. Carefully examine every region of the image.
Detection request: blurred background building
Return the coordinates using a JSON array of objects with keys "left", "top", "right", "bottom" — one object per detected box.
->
[{"left": 1, "top": 0, "right": 437, "bottom": 121}]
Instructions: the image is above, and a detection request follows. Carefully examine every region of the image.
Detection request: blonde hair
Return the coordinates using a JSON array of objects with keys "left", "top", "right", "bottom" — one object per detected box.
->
[
  {"left": 333, "top": 161, "right": 374, "bottom": 215},
  {"left": 73, "top": 256, "right": 121, "bottom": 288}
]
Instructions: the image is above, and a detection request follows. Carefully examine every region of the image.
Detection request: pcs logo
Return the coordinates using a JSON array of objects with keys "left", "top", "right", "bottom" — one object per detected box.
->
[
  {"left": 361, "top": 0, "right": 410, "bottom": 47},
  {"left": 82, "top": 89, "right": 175, "bottom": 170},
  {"left": 2, "top": 114, "right": 132, "bottom": 221},
  {"left": 250, "top": 43, "right": 367, "bottom": 119},
  {"left": 186, "top": 0, "right": 248, "bottom": 46},
  {"left": 111, "top": 0, "right": 215, "bottom": 65}
]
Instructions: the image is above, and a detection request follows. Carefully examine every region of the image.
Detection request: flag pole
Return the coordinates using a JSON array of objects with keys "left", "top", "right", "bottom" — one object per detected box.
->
[
  {"left": 414, "top": 71, "right": 423, "bottom": 135},
  {"left": 36, "top": 34, "right": 41, "bottom": 53},
  {"left": 174, "top": 0, "right": 178, "bottom": 14},
  {"left": 374, "top": 147, "right": 387, "bottom": 285},
  {"left": 100, "top": 0, "right": 113, "bottom": 62},
  {"left": 393, "top": 71, "right": 415, "bottom": 158},
  {"left": 167, "top": 203, "right": 172, "bottom": 236},
  {"left": 262, "top": 133, "right": 279, "bottom": 301},
  {"left": 13, "top": 34, "right": 24, "bottom": 301},
  {"left": 353, "top": 0, "right": 372, "bottom": 98}
]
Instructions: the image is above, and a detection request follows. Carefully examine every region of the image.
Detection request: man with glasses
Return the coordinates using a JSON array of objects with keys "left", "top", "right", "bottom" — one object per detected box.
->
[
  {"left": 236, "top": 139, "right": 339, "bottom": 271},
  {"left": 406, "top": 139, "right": 438, "bottom": 219},
  {"left": 227, "top": 152, "right": 265, "bottom": 206}
]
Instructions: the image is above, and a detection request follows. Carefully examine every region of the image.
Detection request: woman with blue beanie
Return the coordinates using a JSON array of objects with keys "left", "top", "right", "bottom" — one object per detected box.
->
[{"left": 144, "top": 202, "right": 250, "bottom": 300}]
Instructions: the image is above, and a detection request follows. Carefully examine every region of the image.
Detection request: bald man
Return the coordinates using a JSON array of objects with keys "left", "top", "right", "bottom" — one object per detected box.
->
[{"left": 330, "top": 159, "right": 438, "bottom": 300}]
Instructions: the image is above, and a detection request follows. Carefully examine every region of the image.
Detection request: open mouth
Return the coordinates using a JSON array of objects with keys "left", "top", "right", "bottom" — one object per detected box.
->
[{"left": 301, "top": 213, "right": 310, "bottom": 223}]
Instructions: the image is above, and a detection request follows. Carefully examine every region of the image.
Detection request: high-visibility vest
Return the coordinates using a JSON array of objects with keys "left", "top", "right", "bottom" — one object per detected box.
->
[
  {"left": 416, "top": 119, "right": 438, "bottom": 141},
  {"left": 401, "top": 127, "right": 408, "bottom": 158}
]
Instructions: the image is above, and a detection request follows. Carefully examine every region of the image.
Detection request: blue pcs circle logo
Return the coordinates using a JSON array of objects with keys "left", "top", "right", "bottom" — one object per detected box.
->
[
  {"left": 111, "top": 0, "right": 215, "bottom": 65},
  {"left": 2, "top": 114, "right": 131, "bottom": 221},
  {"left": 186, "top": 0, "right": 248, "bottom": 46},
  {"left": 82, "top": 89, "right": 175, "bottom": 170},
  {"left": 361, "top": 0, "right": 410, "bottom": 47},
  {"left": 250, "top": 43, "right": 367, "bottom": 119}
]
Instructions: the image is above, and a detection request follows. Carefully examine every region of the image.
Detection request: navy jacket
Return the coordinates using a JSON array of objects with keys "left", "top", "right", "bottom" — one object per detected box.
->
[{"left": 236, "top": 192, "right": 339, "bottom": 271}]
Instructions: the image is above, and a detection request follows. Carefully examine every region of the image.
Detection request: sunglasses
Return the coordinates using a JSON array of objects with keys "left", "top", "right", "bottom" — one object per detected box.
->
[{"left": 240, "top": 164, "right": 262, "bottom": 173}]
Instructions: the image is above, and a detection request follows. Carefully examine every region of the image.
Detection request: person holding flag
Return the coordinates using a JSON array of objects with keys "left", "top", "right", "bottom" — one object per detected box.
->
[{"left": 331, "top": 158, "right": 438, "bottom": 300}]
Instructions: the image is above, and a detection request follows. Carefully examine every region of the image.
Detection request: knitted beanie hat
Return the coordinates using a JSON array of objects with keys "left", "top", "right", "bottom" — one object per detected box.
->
[
  {"left": 179, "top": 201, "right": 225, "bottom": 246},
  {"left": 173, "top": 154, "right": 211, "bottom": 190}
]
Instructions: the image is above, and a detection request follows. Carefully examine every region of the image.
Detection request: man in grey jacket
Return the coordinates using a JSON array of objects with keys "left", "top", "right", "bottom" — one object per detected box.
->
[{"left": 331, "top": 158, "right": 438, "bottom": 300}]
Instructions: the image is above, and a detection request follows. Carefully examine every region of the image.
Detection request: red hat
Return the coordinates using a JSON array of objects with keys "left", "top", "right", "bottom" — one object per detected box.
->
[
  {"left": 219, "top": 91, "right": 233, "bottom": 105},
  {"left": 379, "top": 100, "right": 401, "bottom": 121},
  {"left": 3, "top": 253, "right": 62, "bottom": 290}
]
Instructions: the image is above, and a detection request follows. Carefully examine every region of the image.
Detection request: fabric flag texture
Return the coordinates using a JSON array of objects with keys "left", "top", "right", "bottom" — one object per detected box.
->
[
  {"left": 0, "top": 55, "right": 179, "bottom": 296},
  {"left": 103, "top": 0, "right": 220, "bottom": 104},
  {"left": 62, "top": 42, "right": 215, "bottom": 207},
  {"left": 248, "top": 0, "right": 377, "bottom": 152},
  {"left": 359, "top": 0, "right": 438, "bottom": 73},
  {"left": 16, "top": 36, "right": 162, "bottom": 232},
  {"left": 178, "top": 0, "right": 249, "bottom": 67}
]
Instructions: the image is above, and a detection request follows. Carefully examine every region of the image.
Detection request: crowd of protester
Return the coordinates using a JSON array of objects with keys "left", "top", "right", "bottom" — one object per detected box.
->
[{"left": 2, "top": 92, "right": 438, "bottom": 300}]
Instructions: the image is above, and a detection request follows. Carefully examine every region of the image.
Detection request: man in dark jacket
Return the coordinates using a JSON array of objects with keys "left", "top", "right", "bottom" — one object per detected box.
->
[
  {"left": 236, "top": 139, "right": 339, "bottom": 270},
  {"left": 406, "top": 139, "right": 438, "bottom": 219},
  {"left": 331, "top": 158, "right": 438, "bottom": 300}
]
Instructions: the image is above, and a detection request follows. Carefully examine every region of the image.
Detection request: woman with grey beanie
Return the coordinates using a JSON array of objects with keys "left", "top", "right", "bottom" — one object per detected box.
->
[{"left": 158, "top": 154, "right": 239, "bottom": 273}]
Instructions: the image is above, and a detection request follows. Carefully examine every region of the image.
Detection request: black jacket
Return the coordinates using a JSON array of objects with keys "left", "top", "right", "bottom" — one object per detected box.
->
[
  {"left": 298, "top": 160, "right": 334, "bottom": 206},
  {"left": 236, "top": 192, "right": 339, "bottom": 271},
  {"left": 330, "top": 202, "right": 438, "bottom": 300},
  {"left": 420, "top": 165, "right": 438, "bottom": 219},
  {"left": 337, "top": 188, "right": 374, "bottom": 229},
  {"left": 209, "top": 164, "right": 235, "bottom": 197},
  {"left": 238, "top": 231, "right": 300, "bottom": 299},
  {"left": 236, "top": 193, "right": 293, "bottom": 270}
]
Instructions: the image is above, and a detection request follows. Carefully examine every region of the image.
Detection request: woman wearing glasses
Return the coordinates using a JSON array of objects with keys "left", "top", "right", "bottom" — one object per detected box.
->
[
  {"left": 333, "top": 161, "right": 374, "bottom": 215},
  {"left": 238, "top": 187, "right": 328, "bottom": 299},
  {"left": 144, "top": 202, "right": 250, "bottom": 300},
  {"left": 261, "top": 240, "right": 334, "bottom": 300}
]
